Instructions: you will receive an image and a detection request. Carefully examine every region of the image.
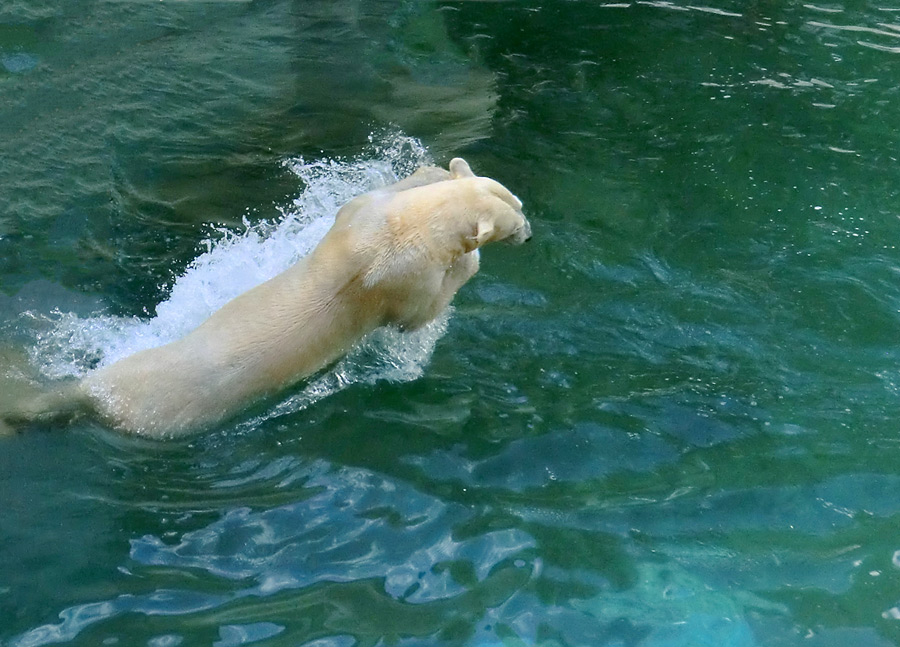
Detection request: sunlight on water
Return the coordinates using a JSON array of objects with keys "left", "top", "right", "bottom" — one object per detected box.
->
[
  {"left": 10, "top": 461, "right": 537, "bottom": 647},
  {"left": 26, "top": 132, "right": 446, "bottom": 419}
]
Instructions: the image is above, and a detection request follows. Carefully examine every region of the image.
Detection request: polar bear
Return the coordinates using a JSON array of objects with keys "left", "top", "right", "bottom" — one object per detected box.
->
[{"left": 1, "top": 158, "right": 530, "bottom": 437}]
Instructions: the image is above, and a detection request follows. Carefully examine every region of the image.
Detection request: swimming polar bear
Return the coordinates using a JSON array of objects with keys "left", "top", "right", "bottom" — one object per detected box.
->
[{"left": 1, "top": 158, "right": 530, "bottom": 437}]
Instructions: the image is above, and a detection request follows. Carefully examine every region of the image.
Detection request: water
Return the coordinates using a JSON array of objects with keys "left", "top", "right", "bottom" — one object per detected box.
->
[{"left": 3, "top": 0, "right": 900, "bottom": 645}]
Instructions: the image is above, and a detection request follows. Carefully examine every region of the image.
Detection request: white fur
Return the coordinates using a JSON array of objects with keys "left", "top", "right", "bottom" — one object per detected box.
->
[{"left": 78, "top": 158, "right": 530, "bottom": 436}]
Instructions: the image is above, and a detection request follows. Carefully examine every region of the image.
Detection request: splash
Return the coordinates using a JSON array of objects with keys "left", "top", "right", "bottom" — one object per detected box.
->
[
  {"left": 240, "top": 310, "right": 450, "bottom": 430},
  {"left": 27, "top": 132, "right": 447, "bottom": 424}
]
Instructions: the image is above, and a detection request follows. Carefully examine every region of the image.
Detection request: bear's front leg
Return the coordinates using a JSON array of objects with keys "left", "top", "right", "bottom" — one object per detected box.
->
[
  {"left": 441, "top": 249, "right": 480, "bottom": 300},
  {"left": 424, "top": 250, "right": 481, "bottom": 325},
  {"left": 391, "top": 250, "right": 480, "bottom": 332}
]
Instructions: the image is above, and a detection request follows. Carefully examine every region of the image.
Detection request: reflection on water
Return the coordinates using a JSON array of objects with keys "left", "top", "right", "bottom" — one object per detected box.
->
[
  {"left": 14, "top": 460, "right": 537, "bottom": 647},
  {"left": 5, "top": 0, "right": 900, "bottom": 645}
]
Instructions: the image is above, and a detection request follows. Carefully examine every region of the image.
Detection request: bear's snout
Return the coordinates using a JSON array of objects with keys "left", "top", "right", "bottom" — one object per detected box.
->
[{"left": 509, "top": 217, "right": 532, "bottom": 245}]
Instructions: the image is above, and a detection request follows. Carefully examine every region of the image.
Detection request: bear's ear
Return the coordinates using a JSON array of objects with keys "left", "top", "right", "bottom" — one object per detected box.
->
[
  {"left": 463, "top": 219, "right": 494, "bottom": 253},
  {"left": 474, "top": 219, "right": 495, "bottom": 246},
  {"left": 449, "top": 158, "right": 476, "bottom": 179}
]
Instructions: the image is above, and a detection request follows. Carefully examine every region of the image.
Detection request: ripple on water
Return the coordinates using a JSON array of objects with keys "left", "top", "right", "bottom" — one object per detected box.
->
[
  {"left": 130, "top": 461, "right": 535, "bottom": 601},
  {"left": 11, "top": 461, "right": 537, "bottom": 647},
  {"left": 1, "top": 52, "right": 37, "bottom": 73},
  {"left": 406, "top": 422, "right": 679, "bottom": 491}
]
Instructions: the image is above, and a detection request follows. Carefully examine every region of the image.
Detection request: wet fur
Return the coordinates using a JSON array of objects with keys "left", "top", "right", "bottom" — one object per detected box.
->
[{"left": 1, "top": 158, "right": 530, "bottom": 437}]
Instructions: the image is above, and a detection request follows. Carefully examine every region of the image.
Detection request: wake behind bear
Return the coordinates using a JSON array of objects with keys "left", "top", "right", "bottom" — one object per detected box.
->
[{"left": 1, "top": 158, "right": 531, "bottom": 437}]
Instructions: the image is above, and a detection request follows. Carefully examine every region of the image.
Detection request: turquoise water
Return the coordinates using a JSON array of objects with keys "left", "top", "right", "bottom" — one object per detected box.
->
[{"left": 4, "top": 0, "right": 900, "bottom": 645}]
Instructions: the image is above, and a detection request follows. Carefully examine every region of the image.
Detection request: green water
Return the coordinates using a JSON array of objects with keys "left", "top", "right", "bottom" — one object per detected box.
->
[{"left": 4, "top": 0, "right": 900, "bottom": 645}]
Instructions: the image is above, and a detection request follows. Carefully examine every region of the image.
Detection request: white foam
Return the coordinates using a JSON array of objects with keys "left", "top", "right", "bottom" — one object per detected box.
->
[
  {"left": 240, "top": 309, "right": 451, "bottom": 430},
  {"left": 28, "top": 132, "right": 446, "bottom": 425}
]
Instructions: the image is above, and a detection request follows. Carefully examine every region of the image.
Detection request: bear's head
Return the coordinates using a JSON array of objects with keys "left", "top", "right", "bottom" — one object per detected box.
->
[
  {"left": 472, "top": 179, "right": 531, "bottom": 247},
  {"left": 446, "top": 158, "right": 531, "bottom": 251},
  {"left": 358, "top": 158, "right": 530, "bottom": 290}
]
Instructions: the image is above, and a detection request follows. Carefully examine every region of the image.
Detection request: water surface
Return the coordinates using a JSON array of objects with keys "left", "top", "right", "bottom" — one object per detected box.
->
[{"left": 3, "top": 1, "right": 900, "bottom": 645}]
